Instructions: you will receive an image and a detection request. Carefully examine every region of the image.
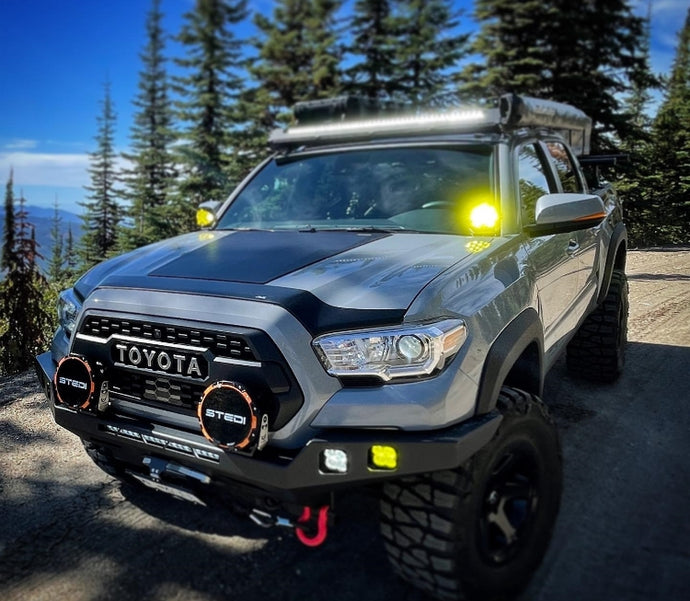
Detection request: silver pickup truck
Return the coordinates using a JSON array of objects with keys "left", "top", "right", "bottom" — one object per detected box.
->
[{"left": 36, "top": 94, "right": 627, "bottom": 601}]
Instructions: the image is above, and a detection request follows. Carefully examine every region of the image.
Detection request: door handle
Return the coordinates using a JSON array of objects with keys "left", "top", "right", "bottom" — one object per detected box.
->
[{"left": 567, "top": 239, "right": 579, "bottom": 253}]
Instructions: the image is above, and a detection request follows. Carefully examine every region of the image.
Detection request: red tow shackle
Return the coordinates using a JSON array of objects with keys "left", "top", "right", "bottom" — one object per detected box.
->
[{"left": 295, "top": 505, "right": 330, "bottom": 547}]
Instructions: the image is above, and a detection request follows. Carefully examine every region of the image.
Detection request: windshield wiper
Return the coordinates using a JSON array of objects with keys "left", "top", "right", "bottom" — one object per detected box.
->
[{"left": 298, "top": 225, "right": 410, "bottom": 233}]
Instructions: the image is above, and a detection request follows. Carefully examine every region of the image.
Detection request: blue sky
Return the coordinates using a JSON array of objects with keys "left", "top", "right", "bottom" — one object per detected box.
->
[{"left": 0, "top": 0, "right": 687, "bottom": 216}]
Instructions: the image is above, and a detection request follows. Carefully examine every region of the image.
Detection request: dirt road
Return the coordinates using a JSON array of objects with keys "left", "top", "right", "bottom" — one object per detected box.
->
[{"left": 1, "top": 249, "right": 689, "bottom": 601}]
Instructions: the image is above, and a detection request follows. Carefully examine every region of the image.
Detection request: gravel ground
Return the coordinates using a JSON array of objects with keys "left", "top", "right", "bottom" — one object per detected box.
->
[{"left": 1, "top": 249, "right": 689, "bottom": 601}]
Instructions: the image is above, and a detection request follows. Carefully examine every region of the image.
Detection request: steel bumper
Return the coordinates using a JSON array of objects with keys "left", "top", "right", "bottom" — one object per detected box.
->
[{"left": 35, "top": 351, "right": 501, "bottom": 500}]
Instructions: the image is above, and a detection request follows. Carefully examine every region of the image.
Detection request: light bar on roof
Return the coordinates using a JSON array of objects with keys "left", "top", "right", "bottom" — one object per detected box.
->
[
  {"left": 269, "top": 108, "right": 492, "bottom": 147},
  {"left": 270, "top": 93, "right": 593, "bottom": 155}
]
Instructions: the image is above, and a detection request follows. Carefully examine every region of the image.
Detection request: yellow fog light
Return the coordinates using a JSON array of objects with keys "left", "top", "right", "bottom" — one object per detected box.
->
[
  {"left": 369, "top": 445, "right": 398, "bottom": 470},
  {"left": 196, "top": 207, "right": 216, "bottom": 229},
  {"left": 469, "top": 203, "right": 499, "bottom": 230}
]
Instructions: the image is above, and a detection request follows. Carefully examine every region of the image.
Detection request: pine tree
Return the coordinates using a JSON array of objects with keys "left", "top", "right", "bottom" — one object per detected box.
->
[
  {"left": 463, "top": 0, "right": 652, "bottom": 152},
  {"left": 239, "top": 0, "right": 342, "bottom": 179},
  {"left": 173, "top": 0, "right": 249, "bottom": 230},
  {"left": 344, "top": 0, "right": 400, "bottom": 101},
  {"left": 0, "top": 189, "right": 51, "bottom": 375},
  {"left": 64, "top": 226, "right": 77, "bottom": 278},
  {"left": 550, "top": 0, "right": 653, "bottom": 151},
  {"left": 615, "top": 2, "right": 658, "bottom": 246},
  {"left": 251, "top": 0, "right": 342, "bottom": 122},
  {"left": 462, "top": 0, "right": 554, "bottom": 100},
  {"left": 79, "top": 83, "right": 121, "bottom": 269},
  {"left": 47, "top": 198, "right": 65, "bottom": 283},
  {"left": 120, "top": 0, "right": 178, "bottom": 250},
  {"left": 644, "top": 8, "right": 690, "bottom": 245},
  {"left": 394, "top": 0, "right": 469, "bottom": 106},
  {"left": 2, "top": 168, "right": 17, "bottom": 273},
  {"left": 621, "top": 1, "right": 655, "bottom": 138}
]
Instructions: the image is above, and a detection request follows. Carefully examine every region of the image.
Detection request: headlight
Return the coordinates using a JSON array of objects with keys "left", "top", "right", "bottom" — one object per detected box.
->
[
  {"left": 57, "top": 288, "right": 82, "bottom": 337},
  {"left": 312, "top": 319, "right": 467, "bottom": 382}
]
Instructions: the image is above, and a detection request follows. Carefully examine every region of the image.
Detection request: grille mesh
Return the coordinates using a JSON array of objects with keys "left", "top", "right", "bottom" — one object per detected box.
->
[
  {"left": 110, "top": 371, "right": 204, "bottom": 410},
  {"left": 81, "top": 315, "right": 256, "bottom": 362}
]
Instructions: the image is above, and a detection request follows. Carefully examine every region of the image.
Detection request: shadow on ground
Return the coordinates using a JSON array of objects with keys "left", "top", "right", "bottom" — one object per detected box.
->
[{"left": 1, "top": 341, "right": 689, "bottom": 601}]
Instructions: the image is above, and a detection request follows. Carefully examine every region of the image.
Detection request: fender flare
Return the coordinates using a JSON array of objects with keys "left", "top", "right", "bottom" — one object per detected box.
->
[
  {"left": 475, "top": 308, "right": 545, "bottom": 415},
  {"left": 597, "top": 222, "right": 627, "bottom": 305}
]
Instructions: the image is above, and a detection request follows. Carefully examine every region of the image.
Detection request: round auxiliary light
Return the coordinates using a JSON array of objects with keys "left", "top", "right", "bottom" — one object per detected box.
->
[
  {"left": 198, "top": 381, "right": 259, "bottom": 450},
  {"left": 54, "top": 355, "right": 95, "bottom": 409},
  {"left": 397, "top": 335, "right": 425, "bottom": 362}
]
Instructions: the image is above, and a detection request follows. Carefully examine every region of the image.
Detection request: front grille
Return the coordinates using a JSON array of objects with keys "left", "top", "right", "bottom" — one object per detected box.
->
[
  {"left": 81, "top": 315, "right": 256, "bottom": 362},
  {"left": 75, "top": 313, "right": 304, "bottom": 430},
  {"left": 110, "top": 371, "right": 204, "bottom": 410}
]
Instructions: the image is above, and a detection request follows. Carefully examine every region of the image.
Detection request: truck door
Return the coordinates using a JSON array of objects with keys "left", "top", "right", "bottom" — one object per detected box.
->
[
  {"left": 517, "top": 143, "right": 581, "bottom": 348},
  {"left": 544, "top": 141, "right": 599, "bottom": 300}
]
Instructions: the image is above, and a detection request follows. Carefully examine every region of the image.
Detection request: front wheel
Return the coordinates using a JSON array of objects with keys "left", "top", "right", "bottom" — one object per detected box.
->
[{"left": 380, "top": 387, "right": 562, "bottom": 601}]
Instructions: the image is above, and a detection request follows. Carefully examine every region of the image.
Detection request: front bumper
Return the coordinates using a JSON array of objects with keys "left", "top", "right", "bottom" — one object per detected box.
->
[{"left": 36, "top": 351, "right": 500, "bottom": 504}]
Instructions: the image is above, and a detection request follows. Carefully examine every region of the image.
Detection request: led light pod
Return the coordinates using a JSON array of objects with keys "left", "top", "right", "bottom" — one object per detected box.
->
[
  {"left": 369, "top": 445, "right": 398, "bottom": 470},
  {"left": 54, "top": 355, "right": 95, "bottom": 409},
  {"left": 320, "top": 449, "right": 349, "bottom": 474},
  {"left": 470, "top": 203, "right": 500, "bottom": 230},
  {"left": 198, "top": 381, "right": 260, "bottom": 450}
]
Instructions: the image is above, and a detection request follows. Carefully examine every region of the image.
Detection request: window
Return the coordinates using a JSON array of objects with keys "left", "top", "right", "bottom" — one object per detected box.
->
[
  {"left": 546, "top": 142, "right": 584, "bottom": 194},
  {"left": 517, "top": 145, "right": 551, "bottom": 226},
  {"left": 216, "top": 146, "right": 495, "bottom": 235}
]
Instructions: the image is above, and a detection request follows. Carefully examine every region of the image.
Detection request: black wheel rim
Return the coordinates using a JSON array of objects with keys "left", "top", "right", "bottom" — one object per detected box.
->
[{"left": 478, "top": 446, "right": 540, "bottom": 565}]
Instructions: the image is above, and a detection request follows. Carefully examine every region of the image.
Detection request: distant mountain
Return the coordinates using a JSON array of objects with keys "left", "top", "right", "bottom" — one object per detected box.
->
[{"left": 0, "top": 205, "right": 83, "bottom": 273}]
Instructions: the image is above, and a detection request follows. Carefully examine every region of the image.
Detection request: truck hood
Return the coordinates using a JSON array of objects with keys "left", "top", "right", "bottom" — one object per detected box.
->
[{"left": 75, "top": 229, "right": 482, "bottom": 312}]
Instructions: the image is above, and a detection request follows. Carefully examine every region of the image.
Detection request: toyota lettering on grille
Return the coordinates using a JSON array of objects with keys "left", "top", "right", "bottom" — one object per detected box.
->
[{"left": 112, "top": 343, "right": 208, "bottom": 379}]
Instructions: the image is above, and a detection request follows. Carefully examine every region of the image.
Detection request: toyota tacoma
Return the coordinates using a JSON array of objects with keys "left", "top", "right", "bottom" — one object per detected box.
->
[{"left": 36, "top": 94, "right": 628, "bottom": 600}]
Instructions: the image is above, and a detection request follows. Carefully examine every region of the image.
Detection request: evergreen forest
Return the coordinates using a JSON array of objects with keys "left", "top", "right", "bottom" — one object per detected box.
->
[{"left": 2, "top": 0, "right": 689, "bottom": 376}]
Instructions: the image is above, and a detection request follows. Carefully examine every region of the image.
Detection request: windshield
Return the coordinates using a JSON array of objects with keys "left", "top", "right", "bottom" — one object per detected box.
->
[{"left": 216, "top": 146, "right": 496, "bottom": 235}]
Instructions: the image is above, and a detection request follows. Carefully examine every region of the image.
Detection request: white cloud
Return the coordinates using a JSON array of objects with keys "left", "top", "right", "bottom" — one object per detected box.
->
[
  {"left": 0, "top": 151, "right": 132, "bottom": 190},
  {"left": 0, "top": 152, "right": 91, "bottom": 188},
  {"left": 45, "top": 139, "right": 90, "bottom": 150},
  {"left": 3, "top": 139, "right": 38, "bottom": 150}
]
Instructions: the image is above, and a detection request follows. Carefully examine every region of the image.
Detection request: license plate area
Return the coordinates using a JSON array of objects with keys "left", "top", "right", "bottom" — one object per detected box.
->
[{"left": 127, "top": 471, "right": 206, "bottom": 506}]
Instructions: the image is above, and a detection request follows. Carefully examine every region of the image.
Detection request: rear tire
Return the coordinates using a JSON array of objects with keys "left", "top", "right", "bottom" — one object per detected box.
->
[
  {"left": 567, "top": 269, "right": 628, "bottom": 382},
  {"left": 380, "top": 387, "right": 562, "bottom": 601}
]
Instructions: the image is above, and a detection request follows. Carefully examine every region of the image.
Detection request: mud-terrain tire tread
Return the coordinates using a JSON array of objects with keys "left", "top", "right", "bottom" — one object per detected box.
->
[
  {"left": 379, "top": 387, "right": 562, "bottom": 601},
  {"left": 567, "top": 269, "right": 628, "bottom": 382}
]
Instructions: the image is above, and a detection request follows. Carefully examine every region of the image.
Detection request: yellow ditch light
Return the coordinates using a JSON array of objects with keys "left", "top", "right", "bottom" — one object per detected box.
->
[
  {"left": 196, "top": 207, "right": 216, "bottom": 229},
  {"left": 369, "top": 445, "right": 398, "bottom": 471}
]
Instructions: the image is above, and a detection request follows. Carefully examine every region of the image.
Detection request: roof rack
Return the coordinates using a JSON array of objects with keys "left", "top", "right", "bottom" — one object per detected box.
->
[{"left": 269, "top": 93, "right": 592, "bottom": 155}]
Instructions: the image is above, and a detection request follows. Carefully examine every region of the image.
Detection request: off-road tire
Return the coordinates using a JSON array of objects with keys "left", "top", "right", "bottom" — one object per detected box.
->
[
  {"left": 567, "top": 269, "right": 628, "bottom": 382},
  {"left": 81, "top": 439, "right": 129, "bottom": 480},
  {"left": 379, "top": 387, "right": 562, "bottom": 601}
]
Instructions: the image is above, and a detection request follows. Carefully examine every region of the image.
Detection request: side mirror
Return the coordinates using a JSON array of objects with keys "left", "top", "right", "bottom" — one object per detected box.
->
[
  {"left": 525, "top": 193, "right": 606, "bottom": 236},
  {"left": 196, "top": 201, "right": 220, "bottom": 229}
]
